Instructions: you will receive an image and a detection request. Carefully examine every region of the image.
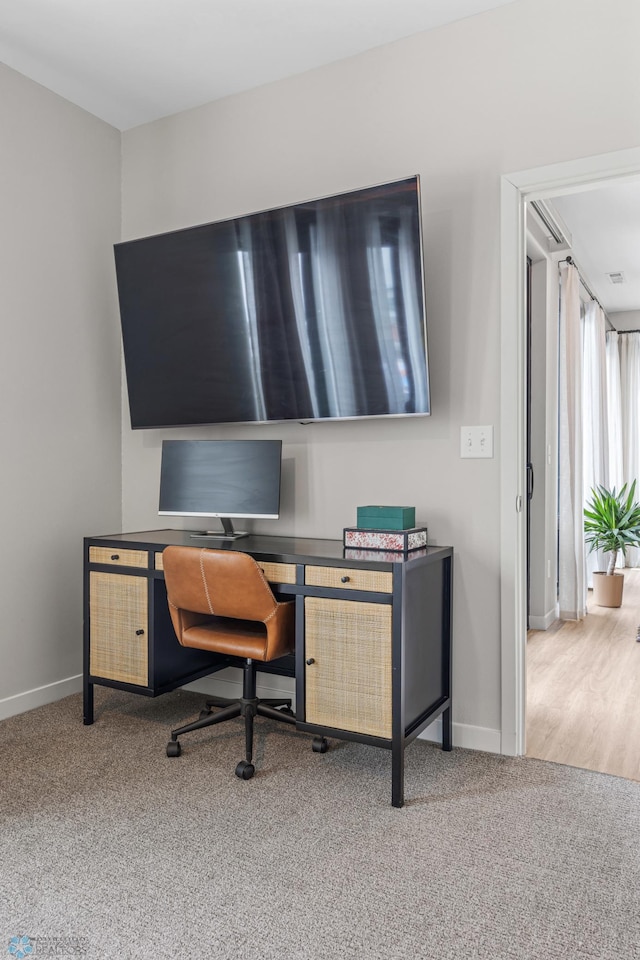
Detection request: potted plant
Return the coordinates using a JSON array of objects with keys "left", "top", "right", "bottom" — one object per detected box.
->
[{"left": 584, "top": 480, "right": 640, "bottom": 607}]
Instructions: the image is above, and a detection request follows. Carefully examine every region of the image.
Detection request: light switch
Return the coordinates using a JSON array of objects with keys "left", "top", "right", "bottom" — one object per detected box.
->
[{"left": 460, "top": 425, "right": 494, "bottom": 459}]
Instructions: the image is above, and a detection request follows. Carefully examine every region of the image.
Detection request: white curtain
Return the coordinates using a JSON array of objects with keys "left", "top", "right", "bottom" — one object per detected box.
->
[
  {"left": 618, "top": 332, "right": 640, "bottom": 567},
  {"left": 605, "top": 331, "right": 625, "bottom": 570},
  {"left": 596, "top": 330, "right": 640, "bottom": 570},
  {"left": 582, "top": 300, "right": 609, "bottom": 583},
  {"left": 606, "top": 331, "right": 624, "bottom": 490},
  {"left": 558, "top": 263, "right": 586, "bottom": 619}
]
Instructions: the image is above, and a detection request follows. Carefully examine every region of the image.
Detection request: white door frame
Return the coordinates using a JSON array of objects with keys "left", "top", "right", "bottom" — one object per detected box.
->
[{"left": 500, "top": 146, "right": 640, "bottom": 757}]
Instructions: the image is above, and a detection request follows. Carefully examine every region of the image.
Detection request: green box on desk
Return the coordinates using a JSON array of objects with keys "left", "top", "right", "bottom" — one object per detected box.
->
[{"left": 356, "top": 505, "right": 416, "bottom": 530}]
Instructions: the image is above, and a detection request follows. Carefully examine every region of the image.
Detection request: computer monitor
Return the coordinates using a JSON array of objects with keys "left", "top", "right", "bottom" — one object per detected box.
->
[{"left": 158, "top": 439, "right": 282, "bottom": 540}]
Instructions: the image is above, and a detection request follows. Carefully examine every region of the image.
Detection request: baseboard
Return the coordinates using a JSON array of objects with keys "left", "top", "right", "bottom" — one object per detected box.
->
[
  {"left": 528, "top": 604, "right": 559, "bottom": 630},
  {"left": 185, "top": 671, "right": 501, "bottom": 754},
  {"left": 418, "top": 717, "right": 502, "bottom": 753},
  {"left": 0, "top": 674, "right": 83, "bottom": 722}
]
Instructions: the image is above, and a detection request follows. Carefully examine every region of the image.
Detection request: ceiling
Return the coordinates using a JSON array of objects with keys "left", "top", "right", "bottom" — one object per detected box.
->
[
  {"left": 0, "top": 0, "right": 520, "bottom": 129},
  {"left": 548, "top": 181, "right": 640, "bottom": 319},
  {"left": 546, "top": 179, "right": 640, "bottom": 329}
]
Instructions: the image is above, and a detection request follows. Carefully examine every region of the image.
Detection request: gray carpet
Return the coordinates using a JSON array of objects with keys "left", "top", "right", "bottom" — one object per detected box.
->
[{"left": 1, "top": 688, "right": 639, "bottom": 960}]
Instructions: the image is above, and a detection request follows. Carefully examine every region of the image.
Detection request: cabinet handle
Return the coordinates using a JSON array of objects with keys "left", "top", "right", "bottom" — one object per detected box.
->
[
  {"left": 306, "top": 657, "right": 315, "bottom": 665},
  {"left": 135, "top": 629, "right": 145, "bottom": 636},
  {"left": 111, "top": 554, "right": 120, "bottom": 561},
  {"left": 341, "top": 575, "right": 350, "bottom": 583}
]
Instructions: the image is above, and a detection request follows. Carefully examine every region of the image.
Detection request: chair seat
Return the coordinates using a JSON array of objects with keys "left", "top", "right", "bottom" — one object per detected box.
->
[{"left": 182, "top": 616, "right": 271, "bottom": 660}]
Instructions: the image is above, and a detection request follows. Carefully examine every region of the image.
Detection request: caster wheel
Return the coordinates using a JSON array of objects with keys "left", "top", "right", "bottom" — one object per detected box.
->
[
  {"left": 279, "top": 706, "right": 295, "bottom": 717},
  {"left": 166, "top": 740, "right": 181, "bottom": 757},
  {"left": 235, "top": 760, "right": 255, "bottom": 780},
  {"left": 199, "top": 709, "right": 212, "bottom": 720},
  {"left": 312, "top": 736, "right": 328, "bottom": 754}
]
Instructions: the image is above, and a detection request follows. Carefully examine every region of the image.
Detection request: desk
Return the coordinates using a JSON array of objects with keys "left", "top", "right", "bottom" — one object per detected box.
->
[{"left": 83, "top": 529, "right": 453, "bottom": 807}]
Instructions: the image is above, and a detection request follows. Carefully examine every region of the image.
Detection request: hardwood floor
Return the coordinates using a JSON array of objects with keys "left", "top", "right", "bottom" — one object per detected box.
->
[{"left": 526, "top": 568, "right": 640, "bottom": 781}]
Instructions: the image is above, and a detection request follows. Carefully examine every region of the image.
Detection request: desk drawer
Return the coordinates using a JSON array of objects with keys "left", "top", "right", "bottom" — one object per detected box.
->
[
  {"left": 89, "top": 546, "right": 148, "bottom": 569},
  {"left": 305, "top": 565, "right": 392, "bottom": 594},
  {"left": 256, "top": 561, "right": 296, "bottom": 584}
]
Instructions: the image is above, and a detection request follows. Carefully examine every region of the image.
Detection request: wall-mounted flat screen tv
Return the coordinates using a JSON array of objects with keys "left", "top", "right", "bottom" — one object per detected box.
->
[{"left": 114, "top": 176, "right": 430, "bottom": 428}]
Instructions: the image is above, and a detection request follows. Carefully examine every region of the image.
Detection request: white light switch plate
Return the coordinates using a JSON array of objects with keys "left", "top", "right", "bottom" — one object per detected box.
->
[{"left": 460, "top": 425, "right": 494, "bottom": 458}]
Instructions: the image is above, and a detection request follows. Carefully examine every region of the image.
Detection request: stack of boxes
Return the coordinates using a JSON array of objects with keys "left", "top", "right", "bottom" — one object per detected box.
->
[{"left": 343, "top": 506, "right": 428, "bottom": 552}]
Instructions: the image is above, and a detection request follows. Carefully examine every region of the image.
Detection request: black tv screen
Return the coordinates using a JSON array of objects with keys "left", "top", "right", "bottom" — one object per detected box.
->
[{"left": 114, "top": 176, "right": 430, "bottom": 428}]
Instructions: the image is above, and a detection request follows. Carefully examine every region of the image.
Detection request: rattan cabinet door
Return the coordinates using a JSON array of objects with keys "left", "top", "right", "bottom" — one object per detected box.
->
[
  {"left": 89, "top": 572, "right": 149, "bottom": 686},
  {"left": 304, "top": 596, "right": 392, "bottom": 738}
]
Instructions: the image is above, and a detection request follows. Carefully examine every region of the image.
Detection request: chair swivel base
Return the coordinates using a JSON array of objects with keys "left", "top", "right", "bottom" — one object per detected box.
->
[{"left": 166, "top": 663, "right": 296, "bottom": 780}]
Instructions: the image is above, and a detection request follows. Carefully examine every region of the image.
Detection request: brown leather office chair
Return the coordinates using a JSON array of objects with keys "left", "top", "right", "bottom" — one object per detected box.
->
[{"left": 162, "top": 545, "right": 296, "bottom": 779}]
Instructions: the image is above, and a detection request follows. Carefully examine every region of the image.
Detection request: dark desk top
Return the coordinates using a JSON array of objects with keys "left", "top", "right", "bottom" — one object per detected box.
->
[{"left": 86, "top": 528, "right": 452, "bottom": 571}]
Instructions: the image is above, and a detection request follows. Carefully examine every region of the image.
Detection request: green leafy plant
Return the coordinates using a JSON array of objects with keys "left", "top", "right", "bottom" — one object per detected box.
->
[{"left": 584, "top": 480, "right": 640, "bottom": 575}]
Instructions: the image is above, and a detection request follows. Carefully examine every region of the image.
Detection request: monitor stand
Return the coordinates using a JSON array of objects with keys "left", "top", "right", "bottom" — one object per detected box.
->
[{"left": 189, "top": 517, "right": 249, "bottom": 541}]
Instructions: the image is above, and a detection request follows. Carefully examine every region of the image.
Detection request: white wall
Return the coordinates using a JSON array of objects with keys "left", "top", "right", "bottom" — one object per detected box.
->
[
  {"left": 0, "top": 64, "right": 122, "bottom": 717},
  {"left": 120, "top": 0, "right": 640, "bottom": 747}
]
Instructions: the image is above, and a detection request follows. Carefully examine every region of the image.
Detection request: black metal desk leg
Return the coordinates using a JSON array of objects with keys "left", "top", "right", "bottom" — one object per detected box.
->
[
  {"left": 83, "top": 679, "right": 94, "bottom": 725},
  {"left": 442, "top": 706, "right": 452, "bottom": 751},
  {"left": 392, "top": 745, "right": 405, "bottom": 808}
]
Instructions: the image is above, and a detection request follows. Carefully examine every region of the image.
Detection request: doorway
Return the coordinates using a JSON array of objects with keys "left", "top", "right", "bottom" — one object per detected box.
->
[
  {"left": 524, "top": 183, "right": 640, "bottom": 776},
  {"left": 499, "top": 146, "right": 640, "bottom": 757}
]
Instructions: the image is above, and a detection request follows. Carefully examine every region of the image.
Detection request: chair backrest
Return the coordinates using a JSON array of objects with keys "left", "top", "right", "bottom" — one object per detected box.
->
[{"left": 162, "top": 545, "right": 279, "bottom": 623}]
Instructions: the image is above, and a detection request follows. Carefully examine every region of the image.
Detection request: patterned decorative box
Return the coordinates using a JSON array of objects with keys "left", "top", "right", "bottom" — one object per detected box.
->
[
  {"left": 343, "top": 526, "right": 428, "bottom": 552},
  {"left": 344, "top": 546, "right": 429, "bottom": 562},
  {"left": 356, "top": 505, "right": 416, "bottom": 530}
]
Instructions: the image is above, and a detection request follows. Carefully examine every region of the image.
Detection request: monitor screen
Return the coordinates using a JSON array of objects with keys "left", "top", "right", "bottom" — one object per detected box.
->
[
  {"left": 115, "top": 176, "right": 430, "bottom": 428},
  {"left": 158, "top": 439, "right": 282, "bottom": 539}
]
